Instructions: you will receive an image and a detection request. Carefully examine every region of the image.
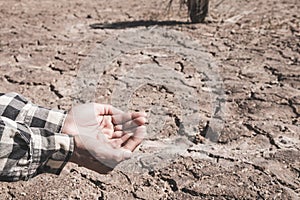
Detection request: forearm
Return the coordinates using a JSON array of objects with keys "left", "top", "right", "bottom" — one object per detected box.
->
[
  {"left": 0, "top": 116, "right": 73, "bottom": 182},
  {"left": 0, "top": 92, "right": 74, "bottom": 181},
  {"left": 0, "top": 92, "right": 66, "bottom": 133},
  {"left": 0, "top": 92, "right": 147, "bottom": 178}
]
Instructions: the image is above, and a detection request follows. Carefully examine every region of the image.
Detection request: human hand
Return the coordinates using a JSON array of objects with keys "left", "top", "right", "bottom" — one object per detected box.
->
[{"left": 62, "top": 103, "right": 147, "bottom": 173}]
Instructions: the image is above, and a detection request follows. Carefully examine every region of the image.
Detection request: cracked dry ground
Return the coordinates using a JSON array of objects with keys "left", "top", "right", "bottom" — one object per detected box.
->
[{"left": 0, "top": 0, "right": 299, "bottom": 199}]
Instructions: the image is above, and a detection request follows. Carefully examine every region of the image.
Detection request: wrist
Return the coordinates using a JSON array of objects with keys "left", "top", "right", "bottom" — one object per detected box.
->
[{"left": 62, "top": 113, "right": 77, "bottom": 136}]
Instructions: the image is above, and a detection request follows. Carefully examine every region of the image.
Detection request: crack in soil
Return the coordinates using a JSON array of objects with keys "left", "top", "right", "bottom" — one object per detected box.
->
[
  {"left": 181, "top": 187, "right": 237, "bottom": 199},
  {"left": 187, "top": 148, "right": 238, "bottom": 163},
  {"left": 140, "top": 51, "right": 163, "bottom": 67},
  {"left": 287, "top": 99, "right": 300, "bottom": 118},
  {"left": 158, "top": 175, "right": 178, "bottom": 192},
  {"left": 264, "top": 65, "right": 285, "bottom": 82},
  {"left": 50, "top": 84, "right": 64, "bottom": 99},
  {"left": 54, "top": 55, "right": 72, "bottom": 65},
  {"left": 131, "top": 191, "right": 146, "bottom": 200},
  {"left": 4, "top": 75, "right": 46, "bottom": 86},
  {"left": 4, "top": 75, "right": 64, "bottom": 99},
  {"left": 48, "top": 64, "right": 64, "bottom": 75},
  {"left": 80, "top": 173, "right": 107, "bottom": 191},
  {"left": 243, "top": 123, "right": 280, "bottom": 149},
  {"left": 119, "top": 171, "right": 132, "bottom": 185}
]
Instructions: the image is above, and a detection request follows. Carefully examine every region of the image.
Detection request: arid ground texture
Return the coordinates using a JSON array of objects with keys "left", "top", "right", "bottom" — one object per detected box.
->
[{"left": 0, "top": 0, "right": 299, "bottom": 199}]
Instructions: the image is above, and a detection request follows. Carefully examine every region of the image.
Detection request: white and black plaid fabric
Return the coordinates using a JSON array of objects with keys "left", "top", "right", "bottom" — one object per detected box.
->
[{"left": 0, "top": 93, "right": 73, "bottom": 181}]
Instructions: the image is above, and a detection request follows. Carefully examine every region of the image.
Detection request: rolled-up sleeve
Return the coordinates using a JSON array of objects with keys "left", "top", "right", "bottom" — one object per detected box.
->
[
  {"left": 0, "top": 92, "right": 66, "bottom": 133},
  {"left": 0, "top": 93, "right": 74, "bottom": 181}
]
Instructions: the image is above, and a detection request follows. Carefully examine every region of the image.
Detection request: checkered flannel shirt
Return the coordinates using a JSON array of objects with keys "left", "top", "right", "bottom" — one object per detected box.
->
[{"left": 0, "top": 92, "right": 74, "bottom": 182}]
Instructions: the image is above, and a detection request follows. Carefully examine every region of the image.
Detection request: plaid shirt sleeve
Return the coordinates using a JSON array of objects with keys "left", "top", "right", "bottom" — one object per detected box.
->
[{"left": 0, "top": 93, "right": 74, "bottom": 181}]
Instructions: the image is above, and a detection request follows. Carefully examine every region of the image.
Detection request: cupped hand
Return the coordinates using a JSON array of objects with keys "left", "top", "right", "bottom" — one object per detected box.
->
[{"left": 62, "top": 103, "right": 147, "bottom": 173}]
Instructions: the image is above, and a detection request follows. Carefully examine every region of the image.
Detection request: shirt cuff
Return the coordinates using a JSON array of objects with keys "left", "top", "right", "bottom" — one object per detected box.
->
[
  {"left": 29, "top": 127, "right": 74, "bottom": 177},
  {"left": 0, "top": 117, "right": 74, "bottom": 181}
]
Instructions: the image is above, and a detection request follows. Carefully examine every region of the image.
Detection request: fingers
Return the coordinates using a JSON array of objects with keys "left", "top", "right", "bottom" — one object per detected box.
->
[
  {"left": 109, "top": 133, "right": 133, "bottom": 148},
  {"left": 96, "top": 147, "right": 132, "bottom": 164},
  {"left": 122, "top": 125, "right": 147, "bottom": 151},
  {"left": 94, "top": 103, "right": 124, "bottom": 116},
  {"left": 94, "top": 102, "right": 146, "bottom": 125},
  {"left": 99, "top": 116, "right": 114, "bottom": 137},
  {"left": 94, "top": 104, "right": 147, "bottom": 152},
  {"left": 111, "top": 130, "right": 133, "bottom": 138},
  {"left": 114, "top": 116, "right": 147, "bottom": 131},
  {"left": 70, "top": 103, "right": 147, "bottom": 176},
  {"left": 112, "top": 112, "right": 147, "bottom": 125},
  {"left": 108, "top": 125, "right": 147, "bottom": 150}
]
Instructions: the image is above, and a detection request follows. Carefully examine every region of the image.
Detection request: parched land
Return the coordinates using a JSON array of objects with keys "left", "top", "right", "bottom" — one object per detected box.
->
[{"left": 0, "top": 0, "right": 299, "bottom": 199}]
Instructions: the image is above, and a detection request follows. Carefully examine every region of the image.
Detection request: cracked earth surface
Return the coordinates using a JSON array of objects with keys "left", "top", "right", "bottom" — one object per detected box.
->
[{"left": 0, "top": 0, "right": 299, "bottom": 199}]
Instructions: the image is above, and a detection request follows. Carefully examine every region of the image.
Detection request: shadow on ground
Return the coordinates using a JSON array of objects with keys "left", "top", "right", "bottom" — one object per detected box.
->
[{"left": 90, "top": 20, "right": 191, "bottom": 29}]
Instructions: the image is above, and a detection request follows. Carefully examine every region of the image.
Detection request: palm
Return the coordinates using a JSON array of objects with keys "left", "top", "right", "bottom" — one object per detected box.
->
[
  {"left": 63, "top": 103, "right": 147, "bottom": 152},
  {"left": 62, "top": 103, "right": 147, "bottom": 173}
]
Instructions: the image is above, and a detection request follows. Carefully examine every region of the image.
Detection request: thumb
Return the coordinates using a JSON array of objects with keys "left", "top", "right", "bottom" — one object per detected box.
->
[
  {"left": 121, "top": 149, "right": 133, "bottom": 160},
  {"left": 112, "top": 148, "right": 133, "bottom": 162}
]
